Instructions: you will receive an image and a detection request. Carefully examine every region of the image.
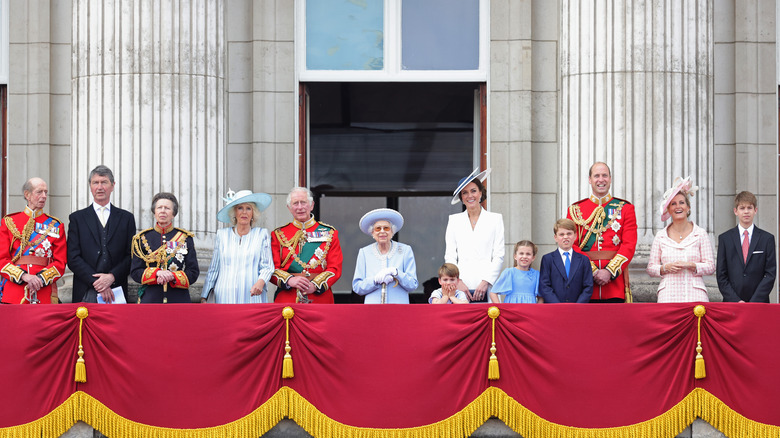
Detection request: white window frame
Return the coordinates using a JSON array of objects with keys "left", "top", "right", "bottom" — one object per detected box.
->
[{"left": 295, "top": 0, "right": 489, "bottom": 83}]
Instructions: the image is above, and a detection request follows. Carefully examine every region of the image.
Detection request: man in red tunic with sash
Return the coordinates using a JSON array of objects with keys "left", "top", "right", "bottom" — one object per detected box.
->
[
  {"left": 567, "top": 162, "right": 637, "bottom": 302},
  {"left": 271, "top": 187, "right": 343, "bottom": 303},
  {"left": 0, "top": 178, "right": 67, "bottom": 304}
]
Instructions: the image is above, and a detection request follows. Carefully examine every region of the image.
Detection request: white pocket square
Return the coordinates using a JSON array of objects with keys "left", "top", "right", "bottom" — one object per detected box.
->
[{"left": 753, "top": 250, "right": 764, "bottom": 254}]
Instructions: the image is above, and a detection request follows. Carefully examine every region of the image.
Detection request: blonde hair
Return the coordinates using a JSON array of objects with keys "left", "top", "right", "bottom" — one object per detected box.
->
[
  {"left": 438, "top": 263, "right": 459, "bottom": 279},
  {"left": 553, "top": 218, "right": 576, "bottom": 235}
]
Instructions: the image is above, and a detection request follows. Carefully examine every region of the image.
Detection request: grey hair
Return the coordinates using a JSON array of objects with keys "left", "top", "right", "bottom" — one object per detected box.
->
[
  {"left": 286, "top": 187, "right": 314, "bottom": 207},
  {"left": 228, "top": 202, "right": 262, "bottom": 227},
  {"left": 373, "top": 220, "right": 397, "bottom": 235},
  {"left": 22, "top": 178, "right": 44, "bottom": 196},
  {"left": 88, "top": 165, "right": 116, "bottom": 184}
]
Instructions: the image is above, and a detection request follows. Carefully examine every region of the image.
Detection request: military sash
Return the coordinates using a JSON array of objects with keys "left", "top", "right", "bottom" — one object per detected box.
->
[
  {"left": 570, "top": 199, "right": 625, "bottom": 251},
  {"left": 276, "top": 224, "right": 334, "bottom": 274}
]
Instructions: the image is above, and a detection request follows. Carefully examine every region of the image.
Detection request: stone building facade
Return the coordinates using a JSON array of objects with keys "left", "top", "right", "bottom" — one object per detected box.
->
[
  {"left": 4, "top": 1, "right": 776, "bottom": 435},
  {"left": 5, "top": 1, "right": 778, "bottom": 303}
]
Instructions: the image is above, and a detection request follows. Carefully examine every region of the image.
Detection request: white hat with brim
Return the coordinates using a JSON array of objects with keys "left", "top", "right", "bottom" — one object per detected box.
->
[
  {"left": 217, "top": 190, "right": 272, "bottom": 224},
  {"left": 659, "top": 176, "right": 699, "bottom": 222},
  {"left": 359, "top": 208, "right": 404, "bottom": 235},
  {"left": 451, "top": 167, "right": 491, "bottom": 205}
]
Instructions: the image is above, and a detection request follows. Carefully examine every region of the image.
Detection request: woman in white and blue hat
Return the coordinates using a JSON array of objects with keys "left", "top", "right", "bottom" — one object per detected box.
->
[
  {"left": 352, "top": 208, "right": 418, "bottom": 304},
  {"left": 201, "top": 190, "right": 274, "bottom": 304},
  {"left": 444, "top": 167, "right": 505, "bottom": 302}
]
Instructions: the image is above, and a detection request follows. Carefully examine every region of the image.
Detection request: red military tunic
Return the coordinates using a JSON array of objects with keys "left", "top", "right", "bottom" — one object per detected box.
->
[
  {"left": 567, "top": 194, "right": 637, "bottom": 301},
  {"left": 0, "top": 207, "right": 67, "bottom": 304},
  {"left": 271, "top": 216, "right": 343, "bottom": 304}
]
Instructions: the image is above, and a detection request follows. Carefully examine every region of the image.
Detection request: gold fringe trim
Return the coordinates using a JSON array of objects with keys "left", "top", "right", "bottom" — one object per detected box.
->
[
  {"left": 693, "top": 305, "right": 706, "bottom": 379},
  {"left": 2, "top": 388, "right": 780, "bottom": 437}
]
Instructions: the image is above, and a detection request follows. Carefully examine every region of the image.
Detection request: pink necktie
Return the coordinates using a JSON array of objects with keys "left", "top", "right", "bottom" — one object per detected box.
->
[{"left": 742, "top": 230, "right": 749, "bottom": 263}]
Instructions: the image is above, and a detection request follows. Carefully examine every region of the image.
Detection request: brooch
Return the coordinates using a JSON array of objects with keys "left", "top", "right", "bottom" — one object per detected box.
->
[{"left": 613, "top": 235, "right": 621, "bottom": 246}]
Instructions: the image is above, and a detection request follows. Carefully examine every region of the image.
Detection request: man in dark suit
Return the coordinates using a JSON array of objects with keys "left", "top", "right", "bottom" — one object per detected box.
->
[
  {"left": 717, "top": 191, "right": 776, "bottom": 302},
  {"left": 67, "top": 165, "right": 137, "bottom": 303},
  {"left": 539, "top": 218, "right": 594, "bottom": 303}
]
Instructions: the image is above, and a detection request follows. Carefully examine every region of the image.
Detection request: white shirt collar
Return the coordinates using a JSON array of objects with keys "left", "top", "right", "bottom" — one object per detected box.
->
[
  {"left": 93, "top": 202, "right": 111, "bottom": 214},
  {"left": 558, "top": 248, "right": 572, "bottom": 259},
  {"left": 738, "top": 223, "right": 754, "bottom": 241}
]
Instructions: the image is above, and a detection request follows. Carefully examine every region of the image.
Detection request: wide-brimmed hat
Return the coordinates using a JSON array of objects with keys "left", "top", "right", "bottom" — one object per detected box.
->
[
  {"left": 359, "top": 208, "right": 404, "bottom": 235},
  {"left": 451, "top": 167, "right": 491, "bottom": 205},
  {"left": 660, "top": 176, "right": 699, "bottom": 222},
  {"left": 217, "top": 189, "right": 272, "bottom": 224}
]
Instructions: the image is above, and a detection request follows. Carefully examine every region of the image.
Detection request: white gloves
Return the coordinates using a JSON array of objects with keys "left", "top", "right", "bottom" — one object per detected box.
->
[{"left": 373, "top": 267, "right": 398, "bottom": 285}]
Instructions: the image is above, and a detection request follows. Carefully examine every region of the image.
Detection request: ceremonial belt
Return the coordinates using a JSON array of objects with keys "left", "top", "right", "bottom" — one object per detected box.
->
[
  {"left": 587, "top": 250, "right": 632, "bottom": 303},
  {"left": 16, "top": 256, "right": 49, "bottom": 266},
  {"left": 587, "top": 250, "right": 617, "bottom": 261},
  {"left": 292, "top": 272, "right": 311, "bottom": 278}
]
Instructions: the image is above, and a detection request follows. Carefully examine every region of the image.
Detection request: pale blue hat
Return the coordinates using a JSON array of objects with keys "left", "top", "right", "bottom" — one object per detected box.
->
[
  {"left": 217, "top": 189, "right": 272, "bottom": 224},
  {"left": 359, "top": 208, "right": 404, "bottom": 235}
]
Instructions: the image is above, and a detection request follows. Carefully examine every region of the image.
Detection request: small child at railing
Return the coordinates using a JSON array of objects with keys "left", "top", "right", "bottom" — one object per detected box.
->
[
  {"left": 429, "top": 263, "right": 469, "bottom": 304},
  {"left": 489, "top": 240, "right": 541, "bottom": 304}
]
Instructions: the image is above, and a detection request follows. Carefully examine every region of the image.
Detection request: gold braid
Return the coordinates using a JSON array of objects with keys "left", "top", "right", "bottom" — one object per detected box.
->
[
  {"left": 131, "top": 233, "right": 167, "bottom": 267},
  {"left": 275, "top": 227, "right": 333, "bottom": 272},
  {"left": 568, "top": 202, "right": 625, "bottom": 249},
  {"left": 4, "top": 216, "right": 56, "bottom": 263}
]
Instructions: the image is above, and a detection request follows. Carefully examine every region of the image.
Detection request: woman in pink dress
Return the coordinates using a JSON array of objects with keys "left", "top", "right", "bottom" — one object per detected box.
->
[{"left": 646, "top": 176, "right": 715, "bottom": 302}]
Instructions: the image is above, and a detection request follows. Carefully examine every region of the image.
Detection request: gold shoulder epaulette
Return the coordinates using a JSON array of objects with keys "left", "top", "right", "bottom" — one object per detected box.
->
[
  {"left": 318, "top": 221, "right": 336, "bottom": 230},
  {"left": 174, "top": 227, "right": 195, "bottom": 238},
  {"left": 47, "top": 215, "right": 63, "bottom": 226},
  {"left": 611, "top": 197, "right": 632, "bottom": 205}
]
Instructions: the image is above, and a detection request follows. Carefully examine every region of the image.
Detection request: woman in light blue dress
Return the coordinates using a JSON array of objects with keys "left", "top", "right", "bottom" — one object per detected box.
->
[
  {"left": 352, "top": 208, "right": 418, "bottom": 304},
  {"left": 489, "top": 240, "right": 540, "bottom": 304},
  {"left": 201, "top": 190, "right": 274, "bottom": 304}
]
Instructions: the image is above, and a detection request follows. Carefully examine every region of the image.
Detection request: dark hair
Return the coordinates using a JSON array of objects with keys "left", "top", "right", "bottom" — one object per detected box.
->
[
  {"left": 458, "top": 178, "right": 487, "bottom": 204},
  {"left": 513, "top": 240, "right": 538, "bottom": 266},
  {"left": 734, "top": 191, "right": 757, "bottom": 209},
  {"left": 151, "top": 192, "right": 179, "bottom": 217},
  {"left": 88, "top": 165, "right": 115, "bottom": 184}
]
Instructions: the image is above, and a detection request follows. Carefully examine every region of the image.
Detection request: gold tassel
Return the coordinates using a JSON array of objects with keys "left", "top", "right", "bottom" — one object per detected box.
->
[
  {"left": 693, "top": 305, "right": 706, "bottom": 379},
  {"left": 487, "top": 306, "right": 500, "bottom": 380},
  {"left": 74, "top": 307, "right": 89, "bottom": 383},
  {"left": 282, "top": 306, "right": 294, "bottom": 379}
]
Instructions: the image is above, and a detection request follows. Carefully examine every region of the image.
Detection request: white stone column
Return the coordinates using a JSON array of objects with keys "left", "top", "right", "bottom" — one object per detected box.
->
[
  {"left": 71, "top": 0, "right": 225, "bottom": 238},
  {"left": 560, "top": 0, "right": 714, "bottom": 242}
]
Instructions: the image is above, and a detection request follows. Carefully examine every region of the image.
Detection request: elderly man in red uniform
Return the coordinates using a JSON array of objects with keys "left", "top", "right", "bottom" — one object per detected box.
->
[
  {"left": 0, "top": 177, "right": 67, "bottom": 304},
  {"left": 271, "top": 187, "right": 343, "bottom": 303},
  {"left": 567, "top": 162, "right": 637, "bottom": 302}
]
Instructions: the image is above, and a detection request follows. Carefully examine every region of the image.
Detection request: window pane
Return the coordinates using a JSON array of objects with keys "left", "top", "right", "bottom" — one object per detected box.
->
[
  {"left": 309, "top": 82, "right": 475, "bottom": 194},
  {"left": 318, "top": 197, "right": 386, "bottom": 295},
  {"left": 401, "top": 0, "right": 479, "bottom": 70},
  {"left": 306, "top": 0, "right": 384, "bottom": 70},
  {"left": 398, "top": 196, "right": 461, "bottom": 294}
]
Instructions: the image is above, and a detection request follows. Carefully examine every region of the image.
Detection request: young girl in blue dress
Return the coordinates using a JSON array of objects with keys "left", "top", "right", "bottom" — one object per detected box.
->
[{"left": 489, "top": 240, "right": 540, "bottom": 303}]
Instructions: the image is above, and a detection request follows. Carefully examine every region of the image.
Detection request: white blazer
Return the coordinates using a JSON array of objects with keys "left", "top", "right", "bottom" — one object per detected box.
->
[{"left": 444, "top": 208, "right": 505, "bottom": 290}]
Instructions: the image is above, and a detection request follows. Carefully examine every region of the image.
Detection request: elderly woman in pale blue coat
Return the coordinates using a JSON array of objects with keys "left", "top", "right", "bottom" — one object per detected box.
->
[
  {"left": 201, "top": 190, "right": 275, "bottom": 304},
  {"left": 352, "top": 208, "right": 418, "bottom": 304}
]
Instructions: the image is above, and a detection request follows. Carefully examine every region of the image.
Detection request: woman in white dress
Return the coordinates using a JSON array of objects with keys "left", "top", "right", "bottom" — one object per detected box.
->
[
  {"left": 444, "top": 167, "right": 505, "bottom": 302},
  {"left": 352, "top": 208, "right": 418, "bottom": 304},
  {"left": 201, "top": 190, "right": 274, "bottom": 303}
]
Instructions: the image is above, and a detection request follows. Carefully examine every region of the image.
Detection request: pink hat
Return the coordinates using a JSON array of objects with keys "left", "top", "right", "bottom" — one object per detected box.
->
[{"left": 660, "top": 176, "right": 699, "bottom": 221}]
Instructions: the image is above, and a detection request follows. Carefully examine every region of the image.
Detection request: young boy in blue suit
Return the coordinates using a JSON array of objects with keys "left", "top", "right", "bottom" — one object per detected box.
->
[{"left": 539, "top": 218, "right": 593, "bottom": 303}]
